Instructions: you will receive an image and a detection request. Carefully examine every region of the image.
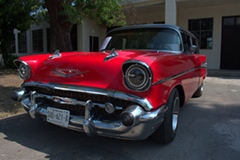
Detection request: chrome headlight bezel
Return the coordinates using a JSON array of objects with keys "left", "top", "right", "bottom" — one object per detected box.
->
[
  {"left": 14, "top": 60, "right": 31, "bottom": 80},
  {"left": 123, "top": 61, "right": 152, "bottom": 92}
]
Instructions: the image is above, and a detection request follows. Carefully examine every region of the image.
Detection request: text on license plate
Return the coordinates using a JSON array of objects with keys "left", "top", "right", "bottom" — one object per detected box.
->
[{"left": 47, "top": 107, "right": 70, "bottom": 127}]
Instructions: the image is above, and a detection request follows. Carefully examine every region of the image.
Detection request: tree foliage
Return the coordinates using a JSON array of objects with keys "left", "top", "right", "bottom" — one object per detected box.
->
[
  {"left": 0, "top": 0, "right": 42, "bottom": 67},
  {"left": 0, "top": 0, "right": 126, "bottom": 67},
  {"left": 59, "top": 0, "right": 126, "bottom": 26},
  {"left": 45, "top": 0, "right": 126, "bottom": 52}
]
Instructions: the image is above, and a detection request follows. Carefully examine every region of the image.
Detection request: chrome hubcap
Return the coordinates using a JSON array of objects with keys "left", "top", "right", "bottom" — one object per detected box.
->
[{"left": 172, "top": 97, "right": 180, "bottom": 133}]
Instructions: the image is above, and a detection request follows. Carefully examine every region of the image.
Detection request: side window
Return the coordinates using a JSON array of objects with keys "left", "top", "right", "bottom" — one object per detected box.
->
[
  {"left": 106, "top": 36, "right": 127, "bottom": 50},
  {"left": 181, "top": 33, "right": 191, "bottom": 53}
]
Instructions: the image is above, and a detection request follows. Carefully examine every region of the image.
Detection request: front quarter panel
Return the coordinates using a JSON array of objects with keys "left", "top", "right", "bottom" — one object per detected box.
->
[
  {"left": 129, "top": 52, "right": 190, "bottom": 108},
  {"left": 136, "top": 52, "right": 206, "bottom": 108},
  {"left": 15, "top": 54, "right": 52, "bottom": 81}
]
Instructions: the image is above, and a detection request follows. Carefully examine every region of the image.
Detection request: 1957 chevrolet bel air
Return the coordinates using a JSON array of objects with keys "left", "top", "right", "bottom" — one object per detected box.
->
[{"left": 11, "top": 24, "right": 207, "bottom": 144}]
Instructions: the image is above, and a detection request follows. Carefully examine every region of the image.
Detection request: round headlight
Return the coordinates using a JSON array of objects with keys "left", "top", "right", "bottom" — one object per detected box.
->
[
  {"left": 18, "top": 63, "right": 30, "bottom": 80},
  {"left": 124, "top": 64, "right": 151, "bottom": 91}
]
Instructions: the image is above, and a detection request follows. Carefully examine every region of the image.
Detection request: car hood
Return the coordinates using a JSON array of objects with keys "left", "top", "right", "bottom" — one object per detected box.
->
[{"left": 28, "top": 50, "right": 162, "bottom": 90}]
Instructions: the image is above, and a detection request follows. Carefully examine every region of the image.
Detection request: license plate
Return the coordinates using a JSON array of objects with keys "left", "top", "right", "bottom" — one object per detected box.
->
[{"left": 47, "top": 107, "right": 70, "bottom": 127}]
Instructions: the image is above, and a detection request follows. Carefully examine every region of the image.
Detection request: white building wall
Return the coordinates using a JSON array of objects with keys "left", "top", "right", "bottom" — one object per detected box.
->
[
  {"left": 129, "top": 11, "right": 165, "bottom": 24},
  {"left": 165, "top": 0, "right": 176, "bottom": 25},
  {"left": 79, "top": 18, "right": 106, "bottom": 51},
  {"left": 13, "top": 19, "right": 106, "bottom": 56}
]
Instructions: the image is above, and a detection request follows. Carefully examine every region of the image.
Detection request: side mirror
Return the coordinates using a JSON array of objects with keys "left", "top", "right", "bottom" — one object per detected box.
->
[{"left": 189, "top": 45, "right": 198, "bottom": 53}]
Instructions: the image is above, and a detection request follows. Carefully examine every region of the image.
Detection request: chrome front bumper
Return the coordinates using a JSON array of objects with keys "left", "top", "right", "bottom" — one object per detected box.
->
[{"left": 11, "top": 84, "right": 167, "bottom": 140}]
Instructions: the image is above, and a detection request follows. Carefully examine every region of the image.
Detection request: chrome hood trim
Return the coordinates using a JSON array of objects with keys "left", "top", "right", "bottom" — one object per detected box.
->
[
  {"left": 104, "top": 48, "right": 118, "bottom": 62},
  {"left": 52, "top": 68, "right": 89, "bottom": 78},
  {"left": 48, "top": 50, "right": 62, "bottom": 59}
]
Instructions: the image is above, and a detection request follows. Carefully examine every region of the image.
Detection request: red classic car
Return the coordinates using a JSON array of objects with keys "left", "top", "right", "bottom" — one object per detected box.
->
[{"left": 11, "top": 24, "right": 207, "bottom": 144}]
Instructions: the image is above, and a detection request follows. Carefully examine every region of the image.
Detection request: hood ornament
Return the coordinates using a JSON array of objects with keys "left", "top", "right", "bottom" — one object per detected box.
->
[
  {"left": 49, "top": 50, "right": 62, "bottom": 59},
  {"left": 53, "top": 68, "right": 88, "bottom": 78},
  {"left": 104, "top": 48, "right": 118, "bottom": 62}
]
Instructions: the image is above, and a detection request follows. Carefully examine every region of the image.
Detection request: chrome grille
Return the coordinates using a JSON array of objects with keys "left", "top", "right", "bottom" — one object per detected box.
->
[
  {"left": 38, "top": 98, "right": 121, "bottom": 120},
  {"left": 27, "top": 86, "right": 132, "bottom": 108}
]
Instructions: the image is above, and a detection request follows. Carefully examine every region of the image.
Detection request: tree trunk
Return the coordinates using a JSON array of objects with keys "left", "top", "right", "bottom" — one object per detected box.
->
[{"left": 45, "top": 0, "right": 73, "bottom": 52}]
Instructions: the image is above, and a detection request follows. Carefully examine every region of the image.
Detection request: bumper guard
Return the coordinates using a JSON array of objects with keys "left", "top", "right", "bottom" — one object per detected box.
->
[{"left": 12, "top": 87, "right": 167, "bottom": 140}]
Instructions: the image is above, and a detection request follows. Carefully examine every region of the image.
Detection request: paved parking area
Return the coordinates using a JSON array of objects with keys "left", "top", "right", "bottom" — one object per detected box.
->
[{"left": 0, "top": 76, "right": 240, "bottom": 160}]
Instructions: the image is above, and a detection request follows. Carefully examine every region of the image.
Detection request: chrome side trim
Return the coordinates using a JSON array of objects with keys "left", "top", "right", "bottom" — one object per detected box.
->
[
  {"left": 153, "top": 65, "right": 207, "bottom": 85},
  {"left": 153, "top": 69, "right": 190, "bottom": 85},
  {"left": 22, "top": 82, "right": 154, "bottom": 111}
]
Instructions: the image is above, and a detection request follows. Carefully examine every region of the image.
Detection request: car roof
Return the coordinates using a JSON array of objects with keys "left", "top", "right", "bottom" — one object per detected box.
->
[{"left": 107, "top": 24, "right": 196, "bottom": 38}]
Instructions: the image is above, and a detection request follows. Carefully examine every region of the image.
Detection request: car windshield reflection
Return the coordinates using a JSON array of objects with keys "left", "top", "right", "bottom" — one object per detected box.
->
[{"left": 103, "top": 28, "right": 182, "bottom": 52}]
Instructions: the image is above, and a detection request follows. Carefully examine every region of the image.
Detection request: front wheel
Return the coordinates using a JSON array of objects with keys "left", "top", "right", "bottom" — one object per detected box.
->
[{"left": 152, "top": 88, "right": 180, "bottom": 144}]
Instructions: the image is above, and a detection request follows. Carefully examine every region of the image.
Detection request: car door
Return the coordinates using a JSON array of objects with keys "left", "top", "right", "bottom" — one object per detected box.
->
[{"left": 181, "top": 32, "right": 200, "bottom": 99}]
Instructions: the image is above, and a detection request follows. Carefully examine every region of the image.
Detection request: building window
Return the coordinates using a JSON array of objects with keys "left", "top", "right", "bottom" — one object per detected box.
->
[
  {"left": 223, "top": 16, "right": 240, "bottom": 26},
  {"left": 237, "top": 17, "right": 240, "bottom": 25},
  {"left": 47, "top": 28, "right": 50, "bottom": 52},
  {"left": 223, "top": 17, "right": 235, "bottom": 26},
  {"left": 71, "top": 24, "right": 78, "bottom": 51},
  {"left": 153, "top": 21, "right": 164, "bottom": 24},
  {"left": 89, "top": 36, "right": 99, "bottom": 51},
  {"left": 18, "top": 31, "right": 27, "bottom": 53},
  {"left": 188, "top": 18, "right": 213, "bottom": 49},
  {"left": 32, "top": 29, "right": 43, "bottom": 53}
]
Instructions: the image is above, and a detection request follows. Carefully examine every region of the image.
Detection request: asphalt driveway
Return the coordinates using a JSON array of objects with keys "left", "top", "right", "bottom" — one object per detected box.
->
[{"left": 0, "top": 76, "right": 240, "bottom": 160}]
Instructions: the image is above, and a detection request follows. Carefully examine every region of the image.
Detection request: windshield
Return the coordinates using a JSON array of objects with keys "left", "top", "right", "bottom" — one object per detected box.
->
[{"left": 102, "top": 28, "right": 182, "bottom": 52}]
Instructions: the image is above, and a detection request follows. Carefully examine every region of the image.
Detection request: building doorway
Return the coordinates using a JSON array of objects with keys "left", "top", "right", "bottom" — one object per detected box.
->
[{"left": 221, "top": 16, "right": 240, "bottom": 70}]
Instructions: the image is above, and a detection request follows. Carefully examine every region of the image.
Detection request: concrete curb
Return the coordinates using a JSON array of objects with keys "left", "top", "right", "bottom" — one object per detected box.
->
[
  {"left": 207, "top": 69, "right": 240, "bottom": 78},
  {"left": 0, "top": 113, "right": 28, "bottom": 125}
]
